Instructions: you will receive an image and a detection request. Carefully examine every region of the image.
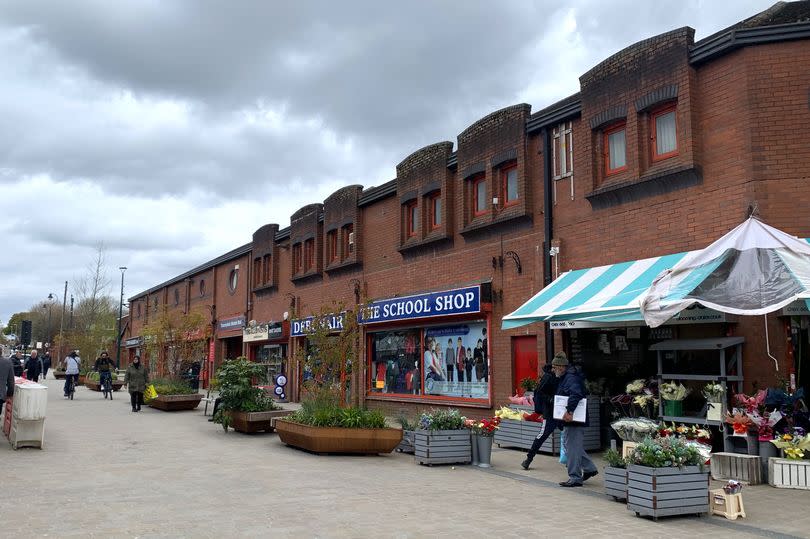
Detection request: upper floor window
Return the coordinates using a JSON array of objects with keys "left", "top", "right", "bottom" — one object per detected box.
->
[
  {"left": 428, "top": 192, "right": 441, "bottom": 229},
  {"left": 292, "top": 243, "right": 302, "bottom": 274},
  {"left": 228, "top": 268, "right": 239, "bottom": 293},
  {"left": 405, "top": 200, "right": 418, "bottom": 237},
  {"left": 199, "top": 279, "right": 206, "bottom": 297},
  {"left": 253, "top": 257, "right": 262, "bottom": 287},
  {"left": 174, "top": 288, "right": 180, "bottom": 306},
  {"left": 304, "top": 239, "right": 315, "bottom": 271},
  {"left": 604, "top": 122, "right": 627, "bottom": 175},
  {"left": 472, "top": 174, "right": 488, "bottom": 216},
  {"left": 651, "top": 104, "right": 677, "bottom": 161},
  {"left": 553, "top": 121, "right": 574, "bottom": 203},
  {"left": 501, "top": 164, "right": 518, "bottom": 206},
  {"left": 262, "top": 255, "right": 271, "bottom": 284},
  {"left": 136, "top": 303, "right": 142, "bottom": 318},
  {"left": 342, "top": 224, "right": 353, "bottom": 260},
  {"left": 327, "top": 230, "right": 338, "bottom": 263}
]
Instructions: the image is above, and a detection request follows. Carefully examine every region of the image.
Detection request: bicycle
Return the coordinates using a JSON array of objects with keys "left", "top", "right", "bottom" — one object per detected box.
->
[
  {"left": 65, "top": 374, "right": 76, "bottom": 400},
  {"left": 100, "top": 371, "right": 113, "bottom": 400}
]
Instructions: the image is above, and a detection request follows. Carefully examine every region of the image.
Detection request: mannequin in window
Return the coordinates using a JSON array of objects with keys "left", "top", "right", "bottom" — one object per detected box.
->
[{"left": 444, "top": 338, "right": 456, "bottom": 385}]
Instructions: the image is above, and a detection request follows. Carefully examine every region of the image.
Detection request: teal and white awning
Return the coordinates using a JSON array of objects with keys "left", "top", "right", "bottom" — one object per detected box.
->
[{"left": 502, "top": 252, "right": 690, "bottom": 330}]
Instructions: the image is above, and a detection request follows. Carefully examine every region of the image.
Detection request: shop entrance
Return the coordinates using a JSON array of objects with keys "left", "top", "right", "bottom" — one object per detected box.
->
[{"left": 512, "top": 336, "right": 538, "bottom": 395}]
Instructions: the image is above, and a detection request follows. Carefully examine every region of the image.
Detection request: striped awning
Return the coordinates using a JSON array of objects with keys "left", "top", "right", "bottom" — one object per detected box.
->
[{"left": 502, "top": 252, "right": 690, "bottom": 329}]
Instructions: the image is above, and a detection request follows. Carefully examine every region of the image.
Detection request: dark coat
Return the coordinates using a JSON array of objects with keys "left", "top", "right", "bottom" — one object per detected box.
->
[
  {"left": 25, "top": 356, "right": 41, "bottom": 380},
  {"left": 11, "top": 356, "right": 23, "bottom": 377},
  {"left": 0, "top": 357, "right": 14, "bottom": 401},
  {"left": 555, "top": 366, "right": 588, "bottom": 427},
  {"left": 534, "top": 364, "right": 559, "bottom": 416},
  {"left": 124, "top": 364, "right": 148, "bottom": 393},
  {"left": 42, "top": 355, "right": 52, "bottom": 371}
]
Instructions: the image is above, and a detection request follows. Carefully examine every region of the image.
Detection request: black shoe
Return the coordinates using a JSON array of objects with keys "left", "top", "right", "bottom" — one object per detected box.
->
[
  {"left": 521, "top": 459, "right": 531, "bottom": 470},
  {"left": 583, "top": 470, "right": 599, "bottom": 482},
  {"left": 132, "top": 408, "right": 137, "bottom": 412},
  {"left": 559, "top": 481, "right": 583, "bottom": 488}
]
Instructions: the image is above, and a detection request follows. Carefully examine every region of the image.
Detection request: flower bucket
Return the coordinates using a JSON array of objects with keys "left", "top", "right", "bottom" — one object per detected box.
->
[
  {"left": 706, "top": 402, "right": 722, "bottom": 422},
  {"left": 663, "top": 399, "right": 682, "bottom": 417},
  {"left": 471, "top": 433, "right": 480, "bottom": 465},
  {"left": 477, "top": 434, "right": 493, "bottom": 468}
]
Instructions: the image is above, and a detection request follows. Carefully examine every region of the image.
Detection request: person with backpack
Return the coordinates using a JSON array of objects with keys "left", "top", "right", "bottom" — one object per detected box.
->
[
  {"left": 521, "top": 352, "right": 562, "bottom": 470},
  {"left": 63, "top": 351, "right": 81, "bottom": 398}
]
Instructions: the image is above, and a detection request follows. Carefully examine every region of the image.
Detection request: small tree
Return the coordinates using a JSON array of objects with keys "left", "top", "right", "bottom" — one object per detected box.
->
[{"left": 141, "top": 306, "right": 211, "bottom": 378}]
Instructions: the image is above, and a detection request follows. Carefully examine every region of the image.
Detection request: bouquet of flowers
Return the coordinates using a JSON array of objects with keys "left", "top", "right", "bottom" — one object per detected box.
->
[
  {"left": 419, "top": 409, "right": 465, "bottom": 430},
  {"left": 470, "top": 416, "right": 501, "bottom": 436},
  {"left": 702, "top": 383, "right": 724, "bottom": 401},
  {"left": 611, "top": 417, "right": 659, "bottom": 442},
  {"left": 628, "top": 436, "right": 704, "bottom": 468},
  {"left": 494, "top": 406, "right": 524, "bottom": 421},
  {"left": 611, "top": 378, "right": 658, "bottom": 418},
  {"left": 749, "top": 410, "right": 780, "bottom": 441},
  {"left": 657, "top": 422, "right": 712, "bottom": 445},
  {"left": 725, "top": 410, "right": 753, "bottom": 435},
  {"left": 770, "top": 428, "right": 810, "bottom": 460},
  {"left": 735, "top": 390, "right": 766, "bottom": 413},
  {"left": 660, "top": 381, "right": 689, "bottom": 401}
]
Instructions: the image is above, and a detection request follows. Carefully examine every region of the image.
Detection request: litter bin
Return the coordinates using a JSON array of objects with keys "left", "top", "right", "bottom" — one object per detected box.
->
[{"left": 8, "top": 381, "right": 47, "bottom": 449}]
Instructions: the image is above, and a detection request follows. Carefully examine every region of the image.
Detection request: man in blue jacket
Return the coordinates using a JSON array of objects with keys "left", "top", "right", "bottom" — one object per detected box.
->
[{"left": 553, "top": 353, "right": 598, "bottom": 487}]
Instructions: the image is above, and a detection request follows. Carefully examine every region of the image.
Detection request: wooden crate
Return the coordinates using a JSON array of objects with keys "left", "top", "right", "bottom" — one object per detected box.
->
[
  {"left": 710, "top": 489, "right": 746, "bottom": 520},
  {"left": 710, "top": 452, "right": 762, "bottom": 485},
  {"left": 414, "top": 429, "right": 472, "bottom": 465},
  {"left": 604, "top": 466, "right": 627, "bottom": 501},
  {"left": 769, "top": 458, "right": 810, "bottom": 490},
  {"left": 627, "top": 465, "right": 709, "bottom": 519}
]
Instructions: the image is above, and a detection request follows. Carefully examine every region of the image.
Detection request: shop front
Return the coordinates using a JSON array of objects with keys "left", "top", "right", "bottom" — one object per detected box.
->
[
  {"left": 290, "top": 312, "right": 347, "bottom": 402},
  {"left": 360, "top": 284, "right": 492, "bottom": 407},
  {"left": 244, "top": 320, "right": 289, "bottom": 396},
  {"left": 781, "top": 300, "right": 810, "bottom": 396},
  {"left": 123, "top": 336, "right": 143, "bottom": 367},
  {"left": 217, "top": 314, "right": 245, "bottom": 370}
]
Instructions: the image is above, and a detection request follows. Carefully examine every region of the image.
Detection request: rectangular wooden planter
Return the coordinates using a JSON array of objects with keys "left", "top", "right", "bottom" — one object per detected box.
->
[
  {"left": 768, "top": 458, "right": 810, "bottom": 490},
  {"left": 228, "top": 410, "right": 291, "bottom": 433},
  {"left": 627, "top": 465, "right": 709, "bottom": 519},
  {"left": 148, "top": 393, "right": 203, "bottom": 411},
  {"left": 414, "top": 429, "right": 471, "bottom": 465},
  {"left": 84, "top": 380, "right": 125, "bottom": 392},
  {"left": 494, "top": 419, "right": 549, "bottom": 450},
  {"left": 275, "top": 420, "right": 403, "bottom": 454},
  {"left": 604, "top": 466, "right": 628, "bottom": 501},
  {"left": 396, "top": 429, "right": 415, "bottom": 454}
]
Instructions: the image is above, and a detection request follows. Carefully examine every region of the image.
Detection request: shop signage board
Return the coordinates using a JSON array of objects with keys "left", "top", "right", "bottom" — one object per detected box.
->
[
  {"left": 291, "top": 313, "right": 345, "bottom": 337},
  {"left": 781, "top": 301, "right": 810, "bottom": 316},
  {"left": 124, "top": 337, "right": 143, "bottom": 348},
  {"left": 359, "top": 285, "right": 481, "bottom": 325},
  {"left": 549, "top": 305, "right": 725, "bottom": 329},
  {"left": 218, "top": 315, "right": 246, "bottom": 332},
  {"left": 243, "top": 321, "right": 284, "bottom": 342}
]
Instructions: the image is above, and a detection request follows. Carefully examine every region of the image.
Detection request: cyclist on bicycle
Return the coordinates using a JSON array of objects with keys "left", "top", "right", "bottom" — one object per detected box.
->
[
  {"left": 94, "top": 351, "right": 115, "bottom": 398},
  {"left": 63, "top": 350, "right": 81, "bottom": 398}
]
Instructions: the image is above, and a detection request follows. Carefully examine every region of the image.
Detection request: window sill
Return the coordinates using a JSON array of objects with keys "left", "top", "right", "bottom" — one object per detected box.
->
[
  {"left": 252, "top": 283, "right": 276, "bottom": 294},
  {"left": 460, "top": 207, "right": 531, "bottom": 236},
  {"left": 325, "top": 258, "right": 361, "bottom": 273},
  {"left": 291, "top": 269, "right": 322, "bottom": 283},
  {"left": 586, "top": 165, "right": 702, "bottom": 210},
  {"left": 398, "top": 232, "right": 452, "bottom": 253},
  {"left": 364, "top": 393, "right": 492, "bottom": 408}
]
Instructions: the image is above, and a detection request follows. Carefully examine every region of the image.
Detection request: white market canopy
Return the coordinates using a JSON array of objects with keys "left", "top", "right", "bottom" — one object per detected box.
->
[{"left": 502, "top": 218, "right": 810, "bottom": 330}]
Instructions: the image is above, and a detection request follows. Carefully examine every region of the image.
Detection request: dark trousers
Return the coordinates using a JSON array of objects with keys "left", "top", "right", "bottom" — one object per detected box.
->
[
  {"left": 130, "top": 391, "right": 144, "bottom": 410},
  {"left": 525, "top": 418, "right": 559, "bottom": 461},
  {"left": 64, "top": 374, "right": 78, "bottom": 395},
  {"left": 446, "top": 365, "right": 454, "bottom": 382},
  {"left": 42, "top": 368, "right": 49, "bottom": 379}
]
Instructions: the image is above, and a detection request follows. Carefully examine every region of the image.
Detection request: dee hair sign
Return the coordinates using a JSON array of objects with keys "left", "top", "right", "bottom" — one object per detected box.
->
[{"left": 360, "top": 285, "right": 481, "bottom": 324}]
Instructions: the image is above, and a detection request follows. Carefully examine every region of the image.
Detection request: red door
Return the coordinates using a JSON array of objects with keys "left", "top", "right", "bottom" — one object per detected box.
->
[{"left": 512, "top": 336, "right": 538, "bottom": 395}]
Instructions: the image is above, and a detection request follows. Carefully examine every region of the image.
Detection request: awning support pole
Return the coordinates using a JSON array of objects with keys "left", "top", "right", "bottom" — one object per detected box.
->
[{"left": 765, "top": 313, "right": 778, "bottom": 372}]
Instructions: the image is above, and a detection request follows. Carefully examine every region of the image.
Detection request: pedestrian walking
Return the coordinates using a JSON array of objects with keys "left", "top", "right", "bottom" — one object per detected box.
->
[
  {"left": 0, "top": 353, "right": 15, "bottom": 416},
  {"left": 11, "top": 350, "right": 24, "bottom": 377},
  {"left": 552, "top": 353, "right": 598, "bottom": 487},
  {"left": 25, "top": 349, "right": 42, "bottom": 382},
  {"left": 42, "top": 352, "right": 51, "bottom": 379},
  {"left": 521, "top": 355, "right": 561, "bottom": 470},
  {"left": 124, "top": 355, "right": 148, "bottom": 412}
]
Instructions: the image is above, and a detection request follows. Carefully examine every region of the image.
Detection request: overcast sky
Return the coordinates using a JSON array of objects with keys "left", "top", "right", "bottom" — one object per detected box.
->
[{"left": 0, "top": 0, "right": 775, "bottom": 327}]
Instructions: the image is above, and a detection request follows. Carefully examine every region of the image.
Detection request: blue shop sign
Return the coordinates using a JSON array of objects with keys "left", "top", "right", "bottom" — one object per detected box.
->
[
  {"left": 291, "top": 313, "right": 345, "bottom": 337},
  {"left": 360, "top": 285, "right": 480, "bottom": 324}
]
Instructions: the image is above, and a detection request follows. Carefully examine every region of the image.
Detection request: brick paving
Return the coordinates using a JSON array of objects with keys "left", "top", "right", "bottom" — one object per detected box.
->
[{"left": 2, "top": 380, "right": 810, "bottom": 538}]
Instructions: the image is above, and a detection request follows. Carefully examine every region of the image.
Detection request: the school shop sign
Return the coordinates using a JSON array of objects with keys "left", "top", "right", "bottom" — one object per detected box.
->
[
  {"left": 359, "top": 285, "right": 481, "bottom": 325},
  {"left": 291, "top": 313, "right": 346, "bottom": 337}
]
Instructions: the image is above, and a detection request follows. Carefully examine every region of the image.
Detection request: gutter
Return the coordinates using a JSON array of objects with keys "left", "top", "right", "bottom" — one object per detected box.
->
[
  {"left": 542, "top": 127, "right": 555, "bottom": 363},
  {"left": 690, "top": 21, "right": 810, "bottom": 65}
]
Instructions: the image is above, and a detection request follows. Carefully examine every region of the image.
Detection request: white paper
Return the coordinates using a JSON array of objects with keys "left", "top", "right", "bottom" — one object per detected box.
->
[{"left": 553, "top": 395, "right": 586, "bottom": 423}]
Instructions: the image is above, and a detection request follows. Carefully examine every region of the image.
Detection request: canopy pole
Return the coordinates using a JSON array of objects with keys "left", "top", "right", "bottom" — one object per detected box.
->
[{"left": 764, "top": 313, "right": 778, "bottom": 372}]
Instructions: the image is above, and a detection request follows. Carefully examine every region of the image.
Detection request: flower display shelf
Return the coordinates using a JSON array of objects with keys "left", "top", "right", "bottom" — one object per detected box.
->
[
  {"left": 604, "top": 466, "right": 627, "bottom": 501},
  {"left": 228, "top": 410, "right": 291, "bottom": 433},
  {"left": 396, "top": 429, "right": 416, "bottom": 454},
  {"left": 768, "top": 458, "right": 810, "bottom": 490},
  {"left": 275, "top": 420, "right": 402, "bottom": 454},
  {"left": 414, "top": 429, "right": 471, "bottom": 465},
  {"left": 627, "top": 464, "right": 709, "bottom": 519},
  {"left": 148, "top": 393, "right": 203, "bottom": 411}
]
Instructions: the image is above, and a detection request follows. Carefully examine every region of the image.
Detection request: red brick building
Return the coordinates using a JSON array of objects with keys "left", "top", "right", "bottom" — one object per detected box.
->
[{"left": 124, "top": 2, "right": 810, "bottom": 419}]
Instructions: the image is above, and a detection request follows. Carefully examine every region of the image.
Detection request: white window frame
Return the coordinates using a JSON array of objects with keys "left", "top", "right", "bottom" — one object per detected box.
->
[{"left": 552, "top": 121, "right": 574, "bottom": 203}]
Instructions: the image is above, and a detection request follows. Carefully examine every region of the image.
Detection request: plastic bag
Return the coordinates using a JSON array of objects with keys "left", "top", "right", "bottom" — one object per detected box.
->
[
  {"left": 144, "top": 384, "right": 158, "bottom": 400},
  {"left": 559, "top": 429, "right": 567, "bottom": 465}
]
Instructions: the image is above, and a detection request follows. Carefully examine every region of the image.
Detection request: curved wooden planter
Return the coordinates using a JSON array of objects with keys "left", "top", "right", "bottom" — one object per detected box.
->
[
  {"left": 227, "top": 410, "right": 292, "bottom": 433},
  {"left": 148, "top": 393, "right": 203, "bottom": 411},
  {"left": 53, "top": 372, "right": 66, "bottom": 379},
  {"left": 275, "top": 419, "right": 403, "bottom": 454},
  {"left": 84, "top": 380, "right": 125, "bottom": 392}
]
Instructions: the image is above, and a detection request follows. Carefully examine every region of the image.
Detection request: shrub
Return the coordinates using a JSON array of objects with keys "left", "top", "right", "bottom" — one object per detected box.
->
[
  {"left": 603, "top": 448, "right": 626, "bottom": 469},
  {"left": 212, "top": 358, "right": 280, "bottom": 431},
  {"left": 628, "top": 436, "right": 703, "bottom": 468},
  {"left": 418, "top": 409, "right": 465, "bottom": 431},
  {"left": 150, "top": 377, "right": 195, "bottom": 398},
  {"left": 288, "top": 396, "right": 387, "bottom": 429}
]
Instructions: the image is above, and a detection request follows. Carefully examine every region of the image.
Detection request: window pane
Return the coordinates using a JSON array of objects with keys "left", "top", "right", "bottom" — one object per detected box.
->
[
  {"left": 433, "top": 196, "right": 441, "bottom": 226},
  {"left": 608, "top": 129, "right": 626, "bottom": 170},
  {"left": 424, "top": 321, "right": 489, "bottom": 399},
  {"left": 506, "top": 168, "right": 518, "bottom": 201},
  {"left": 656, "top": 111, "right": 677, "bottom": 155},
  {"left": 476, "top": 180, "right": 486, "bottom": 212},
  {"left": 409, "top": 204, "right": 418, "bottom": 234}
]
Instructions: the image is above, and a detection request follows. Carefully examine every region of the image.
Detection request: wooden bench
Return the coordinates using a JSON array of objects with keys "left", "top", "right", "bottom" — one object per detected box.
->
[{"left": 710, "top": 452, "right": 762, "bottom": 485}]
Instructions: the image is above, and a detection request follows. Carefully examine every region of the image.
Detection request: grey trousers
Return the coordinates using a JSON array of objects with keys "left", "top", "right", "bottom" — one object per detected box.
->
[{"left": 564, "top": 425, "right": 597, "bottom": 483}]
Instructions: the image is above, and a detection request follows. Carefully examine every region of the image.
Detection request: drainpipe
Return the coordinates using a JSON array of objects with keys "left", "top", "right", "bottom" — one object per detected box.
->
[{"left": 542, "top": 127, "right": 555, "bottom": 363}]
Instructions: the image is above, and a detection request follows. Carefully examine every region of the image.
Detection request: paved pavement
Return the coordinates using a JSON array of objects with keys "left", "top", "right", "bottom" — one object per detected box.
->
[{"left": 2, "top": 378, "right": 810, "bottom": 538}]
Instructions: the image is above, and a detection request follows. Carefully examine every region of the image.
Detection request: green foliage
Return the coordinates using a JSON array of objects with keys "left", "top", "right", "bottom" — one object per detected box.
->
[
  {"left": 628, "top": 436, "right": 704, "bottom": 468},
  {"left": 519, "top": 377, "right": 538, "bottom": 392},
  {"left": 418, "top": 409, "right": 465, "bottom": 431},
  {"left": 397, "top": 415, "right": 419, "bottom": 431},
  {"left": 141, "top": 306, "right": 210, "bottom": 377},
  {"left": 288, "top": 393, "right": 387, "bottom": 429},
  {"left": 150, "top": 377, "right": 195, "bottom": 398},
  {"left": 212, "top": 357, "right": 280, "bottom": 432},
  {"left": 603, "top": 448, "right": 627, "bottom": 469}
]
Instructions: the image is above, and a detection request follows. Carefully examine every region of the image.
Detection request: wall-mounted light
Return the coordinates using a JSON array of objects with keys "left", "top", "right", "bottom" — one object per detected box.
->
[{"left": 492, "top": 197, "right": 499, "bottom": 206}]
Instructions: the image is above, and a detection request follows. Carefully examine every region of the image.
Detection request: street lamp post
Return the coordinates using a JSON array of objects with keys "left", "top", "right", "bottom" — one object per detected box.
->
[
  {"left": 46, "top": 293, "right": 57, "bottom": 349},
  {"left": 115, "top": 266, "right": 127, "bottom": 369},
  {"left": 58, "top": 281, "right": 67, "bottom": 363}
]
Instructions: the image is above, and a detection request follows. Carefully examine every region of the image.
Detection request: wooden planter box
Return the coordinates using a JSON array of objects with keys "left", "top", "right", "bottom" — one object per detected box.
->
[
  {"left": 148, "top": 393, "right": 203, "bottom": 411},
  {"left": 768, "top": 458, "right": 810, "bottom": 490},
  {"left": 275, "top": 420, "right": 403, "bottom": 454},
  {"left": 494, "top": 418, "right": 547, "bottom": 450},
  {"left": 84, "top": 380, "right": 125, "bottom": 392},
  {"left": 396, "top": 430, "right": 416, "bottom": 454},
  {"left": 414, "top": 429, "right": 471, "bottom": 465},
  {"left": 710, "top": 452, "right": 762, "bottom": 485},
  {"left": 53, "top": 371, "right": 66, "bottom": 379},
  {"left": 627, "top": 465, "right": 709, "bottom": 519},
  {"left": 227, "top": 410, "right": 291, "bottom": 433},
  {"left": 604, "top": 466, "right": 628, "bottom": 501}
]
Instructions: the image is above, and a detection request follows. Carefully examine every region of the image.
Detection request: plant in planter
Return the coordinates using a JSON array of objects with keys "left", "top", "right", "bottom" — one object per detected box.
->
[
  {"left": 519, "top": 377, "right": 537, "bottom": 396},
  {"left": 146, "top": 377, "right": 202, "bottom": 411},
  {"left": 768, "top": 429, "right": 810, "bottom": 489},
  {"left": 659, "top": 382, "right": 689, "bottom": 417},
  {"left": 603, "top": 448, "right": 628, "bottom": 501},
  {"left": 469, "top": 416, "right": 500, "bottom": 468},
  {"left": 414, "top": 409, "right": 471, "bottom": 466},
  {"left": 396, "top": 416, "right": 419, "bottom": 454},
  {"left": 213, "top": 358, "right": 286, "bottom": 433},
  {"left": 626, "top": 436, "right": 708, "bottom": 519}
]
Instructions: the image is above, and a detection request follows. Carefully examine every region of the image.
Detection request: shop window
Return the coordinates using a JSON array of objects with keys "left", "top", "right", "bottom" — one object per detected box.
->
[
  {"left": 472, "top": 174, "right": 488, "bottom": 216},
  {"left": 604, "top": 122, "right": 627, "bottom": 175},
  {"left": 651, "top": 104, "right": 678, "bottom": 161},
  {"left": 405, "top": 200, "right": 418, "bottom": 238},
  {"left": 199, "top": 279, "right": 205, "bottom": 297},
  {"left": 501, "top": 164, "right": 518, "bottom": 206},
  {"left": 428, "top": 192, "right": 441, "bottom": 229},
  {"left": 553, "top": 121, "right": 574, "bottom": 202},
  {"left": 292, "top": 243, "right": 302, "bottom": 274},
  {"left": 262, "top": 255, "right": 271, "bottom": 284},
  {"left": 327, "top": 230, "right": 338, "bottom": 263},
  {"left": 367, "top": 321, "right": 490, "bottom": 401},
  {"left": 253, "top": 257, "right": 262, "bottom": 287},
  {"left": 228, "top": 268, "right": 238, "bottom": 293},
  {"left": 304, "top": 239, "right": 315, "bottom": 271},
  {"left": 341, "top": 223, "right": 354, "bottom": 260}
]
